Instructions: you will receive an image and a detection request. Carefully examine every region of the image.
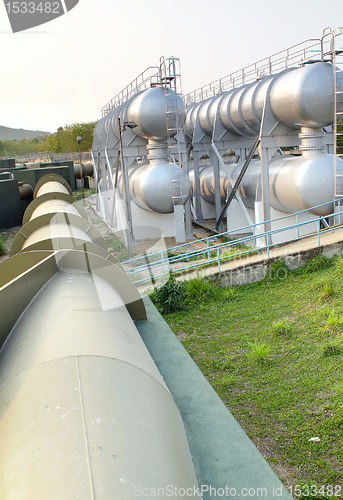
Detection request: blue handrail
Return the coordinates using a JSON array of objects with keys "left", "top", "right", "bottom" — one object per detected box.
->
[{"left": 122, "top": 198, "right": 343, "bottom": 285}]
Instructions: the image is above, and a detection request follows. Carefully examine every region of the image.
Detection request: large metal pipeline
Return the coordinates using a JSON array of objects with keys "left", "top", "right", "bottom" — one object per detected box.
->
[
  {"left": 185, "top": 62, "right": 343, "bottom": 140},
  {"left": 93, "top": 86, "right": 191, "bottom": 214},
  {"left": 74, "top": 161, "right": 94, "bottom": 179},
  {"left": 0, "top": 174, "right": 200, "bottom": 499}
]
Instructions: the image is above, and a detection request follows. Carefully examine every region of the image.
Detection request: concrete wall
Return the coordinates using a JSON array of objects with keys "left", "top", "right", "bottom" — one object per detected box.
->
[
  {"left": 0, "top": 179, "right": 22, "bottom": 229},
  {"left": 209, "top": 241, "right": 343, "bottom": 287},
  {"left": 12, "top": 166, "right": 74, "bottom": 191}
]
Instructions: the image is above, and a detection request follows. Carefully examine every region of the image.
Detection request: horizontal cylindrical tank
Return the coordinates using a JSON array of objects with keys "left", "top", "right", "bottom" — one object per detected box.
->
[
  {"left": 189, "top": 164, "right": 229, "bottom": 204},
  {"left": 190, "top": 152, "right": 343, "bottom": 216},
  {"left": 186, "top": 62, "right": 343, "bottom": 138},
  {"left": 93, "top": 86, "right": 186, "bottom": 149},
  {"left": 118, "top": 159, "right": 191, "bottom": 214},
  {"left": 228, "top": 154, "right": 343, "bottom": 215}
]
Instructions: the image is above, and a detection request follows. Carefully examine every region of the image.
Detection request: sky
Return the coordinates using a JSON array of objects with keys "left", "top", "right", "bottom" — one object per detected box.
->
[{"left": 0, "top": 0, "right": 342, "bottom": 133}]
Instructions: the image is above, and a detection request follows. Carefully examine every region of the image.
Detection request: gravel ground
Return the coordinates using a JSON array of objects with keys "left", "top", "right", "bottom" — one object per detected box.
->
[{"left": 0, "top": 226, "right": 20, "bottom": 264}]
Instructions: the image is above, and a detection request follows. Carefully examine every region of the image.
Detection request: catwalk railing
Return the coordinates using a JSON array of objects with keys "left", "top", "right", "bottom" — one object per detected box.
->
[{"left": 184, "top": 27, "right": 343, "bottom": 104}]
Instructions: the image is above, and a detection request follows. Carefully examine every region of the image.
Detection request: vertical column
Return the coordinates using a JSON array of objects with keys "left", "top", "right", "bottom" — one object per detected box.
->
[
  {"left": 193, "top": 151, "right": 204, "bottom": 222},
  {"left": 259, "top": 144, "right": 271, "bottom": 235},
  {"left": 212, "top": 152, "right": 224, "bottom": 231},
  {"left": 121, "top": 156, "right": 134, "bottom": 259},
  {"left": 100, "top": 156, "right": 111, "bottom": 221}
]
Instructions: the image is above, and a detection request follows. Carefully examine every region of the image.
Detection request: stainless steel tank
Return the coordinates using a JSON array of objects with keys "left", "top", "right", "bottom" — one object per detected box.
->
[
  {"left": 190, "top": 130, "right": 343, "bottom": 216},
  {"left": 226, "top": 154, "right": 343, "bottom": 215},
  {"left": 94, "top": 86, "right": 191, "bottom": 214},
  {"left": 131, "top": 160, "right": 190, "bottom": 213},
  {"left": 185, "top": 62, "right": 343, "bottom": 137},
  {"left": 95, "top": 86, "right": 185, "bottom": 143},
  {"left": 118, "top": 156, "right": 190, "bottom": 214},
  {"left": 184, "top": 102, "right": 200, "bottom": 141},
  {"left": 127, "top": 86, "right": 185, "bottom": 141},
  {"left": 189, "top": 164, "right": 229, "bottom": 204}
]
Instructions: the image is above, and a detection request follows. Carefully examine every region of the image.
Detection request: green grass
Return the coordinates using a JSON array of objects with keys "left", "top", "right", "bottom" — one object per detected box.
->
[
  {"left": 158, "top": 254, "right": 343, "bottom": 491},
  {"left": 272, "top": 319, "right": 295, "bottom": 337},
  {"left": 104, "top": 235, "right": 129, "bottom": 261},
  {"left": 0, "top": 236, "right": 6, "bottom": 256},
  {"left": 73, "top": 188, "right": 96, "bottom": 201},
  {"left": 247, "top": 340, "right": 272, "bottom": 366}
]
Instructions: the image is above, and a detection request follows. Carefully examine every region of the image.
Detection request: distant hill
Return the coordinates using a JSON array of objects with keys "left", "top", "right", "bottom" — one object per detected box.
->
[{"left": 0, "top": 125, "right": 50, "bottom": 141}]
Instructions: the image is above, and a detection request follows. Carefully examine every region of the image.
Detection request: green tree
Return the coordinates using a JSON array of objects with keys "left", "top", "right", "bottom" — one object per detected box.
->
[
  {"left": 39, "top": 122, "right": 96, "bottom": 153},
  {"left": 39, "top": 134, "right": 62, "bottom": 153}
]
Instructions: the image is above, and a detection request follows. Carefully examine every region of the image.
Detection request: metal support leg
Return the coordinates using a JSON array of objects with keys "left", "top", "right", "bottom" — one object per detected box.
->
[
  {"left": 259, "top": 146, "right": 271, "bottom": 238},
  {"left": 212, "top": 153, "right": 224, "bottom": 232},
  {"left": 121, "top": 156, "right": 134, "bottom": 259},
  {"left": 193, "top": 151, "right": 204, "bottom": 222},
  {"left": 184, "top": 200, "right": 194, "bottom": 240}
]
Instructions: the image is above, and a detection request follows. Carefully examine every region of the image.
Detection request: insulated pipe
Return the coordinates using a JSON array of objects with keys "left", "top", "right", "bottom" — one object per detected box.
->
[{"left": 0, "top": 174, "right": 200, "bottom": 499}]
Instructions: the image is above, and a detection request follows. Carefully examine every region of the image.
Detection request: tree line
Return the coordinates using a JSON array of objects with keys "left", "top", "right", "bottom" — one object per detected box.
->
[
  {"left": 1, "top": 119, "right": 342, "bottom": 158},
  {"left": 0, "top": 122, "right": 96, "bottom": 157}
]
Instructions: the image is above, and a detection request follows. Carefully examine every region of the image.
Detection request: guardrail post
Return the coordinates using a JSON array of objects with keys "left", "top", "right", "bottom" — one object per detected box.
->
[
  {"left": 253, "top": 225, "right": 255, "bottom": 249},
  {"left": 167, "top": 254, "right": 170, "bottom": 275},
  {"left": 161, "top": 251, "right": 164, "bottom": 275},
  {"left": 296, "top": 213, "right": 299, "bottom": 238},
  {"left": 339, "top": 199, "right": 341, "bottom": 225},
  {"left": 217, "top": 246, "right": 220, "bottom": 273},
  {"left": 267, "top": 233, "right": 270, "bottom": 259},
  {"left": 207, "top": 238, "right": 210, "bottom": 262},
  {"left": 317, "top": 219, "right": 321, "bottom": 246}
]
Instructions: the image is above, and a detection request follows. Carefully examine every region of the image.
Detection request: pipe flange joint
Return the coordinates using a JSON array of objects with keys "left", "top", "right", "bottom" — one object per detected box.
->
[
  {"left": 299, "top": 144, "right": 325, "bottom": 151},
  {"left": 298, "top": 131, "right": 325, "bottom": 139},
  {"left": 147, "top": 142, "right": 168, "bottom": 150},
  {"left": 147, "top": 152, "right": 169, "bottom": 160},
  {"left": 147, "top": 141, "right": 169, "bottom": 160}
]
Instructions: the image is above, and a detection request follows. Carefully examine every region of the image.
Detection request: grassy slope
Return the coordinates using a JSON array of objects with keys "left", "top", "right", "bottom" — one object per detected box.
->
[{"left": 159, "top": 257, "right": 343, "bottom": 495}]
